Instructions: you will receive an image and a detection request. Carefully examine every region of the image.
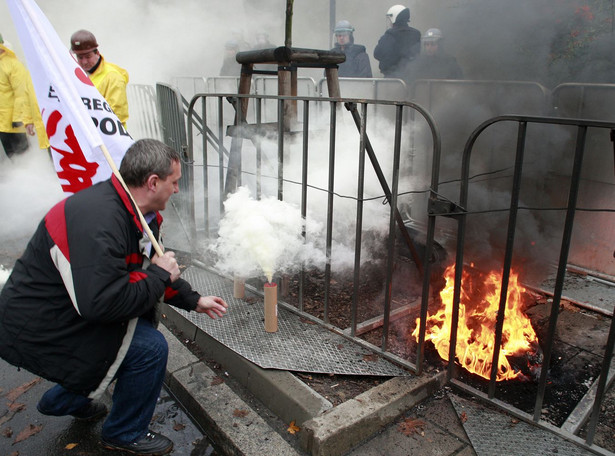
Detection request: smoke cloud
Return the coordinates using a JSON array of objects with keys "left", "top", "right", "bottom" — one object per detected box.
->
[
  {"left": 0, "top": 145, "right": 64, "bottom": 268},
  {"left": 2, "top": 0, "right": 612, "bottom": 280},
  {"left": 210, "top": 186, "right": 327, "bottom": 282},
  {"left": 3, "top": 0, "right": 612, "bottom": 85}
]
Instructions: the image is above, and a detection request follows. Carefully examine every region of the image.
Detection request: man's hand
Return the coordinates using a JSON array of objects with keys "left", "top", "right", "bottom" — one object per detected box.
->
[
  {"left": 25, "top": 124, "right": 35, "bottom": 136},
  {"left": 195, "top": 296, "right": 228, "bottom": 319},
  {"left": 151, "top": 251, "right": 180, "bottom": 282}
]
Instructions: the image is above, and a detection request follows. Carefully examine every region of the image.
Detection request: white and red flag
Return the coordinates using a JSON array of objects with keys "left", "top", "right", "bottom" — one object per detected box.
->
[{"left": 6, "top": 0, "right": 134, "bottom": 194}]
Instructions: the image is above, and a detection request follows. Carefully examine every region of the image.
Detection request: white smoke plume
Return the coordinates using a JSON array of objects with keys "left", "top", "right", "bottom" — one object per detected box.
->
[
  {"left": 0, "top": 145, "right": 64, "bottom": 267},
  {"left": 210, "top": 186, "right": 327, "bottom": 282}
]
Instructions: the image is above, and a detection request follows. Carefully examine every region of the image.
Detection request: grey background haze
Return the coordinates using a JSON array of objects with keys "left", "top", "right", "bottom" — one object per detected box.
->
[{"left": 2, "top": 0, "right": 612, "bottom": 86}]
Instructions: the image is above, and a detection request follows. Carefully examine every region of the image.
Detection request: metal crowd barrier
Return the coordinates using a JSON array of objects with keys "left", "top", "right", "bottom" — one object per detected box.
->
[
  {"left": 149, "top": 78, "right": 615, "bottom": 456},
  {"left": 433, "top": 115, "right": 615, "bottom": 456},
  {"left": 183, "top": 91, "right": 441, "bottom": 377},
  {"left": 317, "top": 76, "right": 407, "bottom": 101},
  {"left": 126, "top": 84, "right": 162, "bottom": 141},
  {"left": 156, "top": 83, "right": 195, "bottom": 245},
  {"left": 139, "top": 79, "right": 615, "bottom": 279},
  {"left": 552, "top": 83, "right": 615, "bottom": 276}
]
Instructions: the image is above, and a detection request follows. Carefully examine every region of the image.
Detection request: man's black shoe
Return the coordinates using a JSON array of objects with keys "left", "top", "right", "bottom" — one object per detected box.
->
[
  {"left": 71, "top": 400, "right": 108, "bottom": 421},
  {"left": 101, "top": 431, "right": 174, "bottom": 455}
]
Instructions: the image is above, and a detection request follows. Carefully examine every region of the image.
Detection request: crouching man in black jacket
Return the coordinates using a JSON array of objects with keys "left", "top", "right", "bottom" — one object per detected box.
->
[{"left": 0, "top": 138, "right": 228, "bottom": 455}]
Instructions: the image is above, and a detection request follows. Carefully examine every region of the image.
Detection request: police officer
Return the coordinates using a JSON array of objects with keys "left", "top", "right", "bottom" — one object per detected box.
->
[
  {"left": 331, "top": 20, "right": 372, "bottom": 78},
  {"left": 373, "top": 5, "right": 421, "bottom": 79},
  {"left": 407, "top": 28, "right": 463, "bottom": 84}
]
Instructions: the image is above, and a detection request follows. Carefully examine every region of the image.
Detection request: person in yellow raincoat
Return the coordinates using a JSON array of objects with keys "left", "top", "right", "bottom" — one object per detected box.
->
[
  {"left": 70, "top": 30, "right": 129, "bottom": 128},
  {"left": 0, "top": 33, "right": 49, "bottom": 158}
]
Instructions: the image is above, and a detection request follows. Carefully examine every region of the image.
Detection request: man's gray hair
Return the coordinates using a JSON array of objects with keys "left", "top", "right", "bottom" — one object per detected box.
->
[{"left": 119, "top": 139, "right": 180, "bottom": 187}]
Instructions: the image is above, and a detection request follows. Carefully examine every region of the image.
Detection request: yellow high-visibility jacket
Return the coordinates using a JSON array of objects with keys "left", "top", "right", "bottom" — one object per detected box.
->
[
  {"left": 89, "top": 54, "right": 129, "bottom": 127},
  {"left": 0, "top": 44, "right": 49, "bottom": 149},
  {"left": 0, "top": 44, "right": 32, "bottom": 133}
]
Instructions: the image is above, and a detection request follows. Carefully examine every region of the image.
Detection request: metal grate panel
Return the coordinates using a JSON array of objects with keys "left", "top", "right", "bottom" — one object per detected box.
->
[
  {"left": 449, "top": 393, "right": 595, "bottom": 456},
  {"left": 175, "top": 266, "right": 411, "bottom": 376}
]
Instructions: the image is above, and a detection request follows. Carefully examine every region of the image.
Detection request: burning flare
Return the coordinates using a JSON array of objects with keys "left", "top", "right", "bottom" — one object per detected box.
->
[{"left": 413, "top": 264, "right": 538, "bottom": 381}]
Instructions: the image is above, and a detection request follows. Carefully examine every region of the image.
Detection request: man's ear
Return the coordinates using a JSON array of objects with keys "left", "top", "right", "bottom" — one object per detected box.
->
[{"left": 146, "top": 174, "right": 159, "bottom": 191}]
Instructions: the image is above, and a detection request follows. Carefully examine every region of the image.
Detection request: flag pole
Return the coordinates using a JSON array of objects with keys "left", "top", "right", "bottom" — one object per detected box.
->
[
  {"left": 9, "top": 0, "right": 163, "bottom": 257},
  {"left": 98, "top": 143, "right": 165, "bottom": 257}
]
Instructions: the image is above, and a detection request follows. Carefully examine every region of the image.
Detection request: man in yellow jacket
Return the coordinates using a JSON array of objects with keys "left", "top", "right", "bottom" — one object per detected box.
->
[
  {"left": 0, "top": 34, "right": 48, "bottom": 157},
  {"left": 70, "top": 30, "right": 129, "bottom": 128}
]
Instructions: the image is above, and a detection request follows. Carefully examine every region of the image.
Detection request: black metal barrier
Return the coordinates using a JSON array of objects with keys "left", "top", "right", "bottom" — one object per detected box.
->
[
  {"left": 150, "top": 80, "right": 615, "bottom": 456},
  {"left": 433, "top": 115, "right": 615, "bottom": 455},
  {"left": 183, "top": 92, "right": 441, "bottom": 377}
]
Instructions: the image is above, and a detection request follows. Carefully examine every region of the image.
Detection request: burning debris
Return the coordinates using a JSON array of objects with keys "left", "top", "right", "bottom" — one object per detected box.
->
[{"left": 413, "top": 264, "right": 542, "bottom": 381}]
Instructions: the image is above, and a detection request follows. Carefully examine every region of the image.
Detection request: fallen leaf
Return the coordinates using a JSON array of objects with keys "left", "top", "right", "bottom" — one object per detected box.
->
[
  {"left": 65, "top": 443, "right": 78, "bottom": 450},
  {"left": 9, "top": 451, "right": 18, "bottom": 456},
  {"left": 232, "top": 409, "right": 249, "bottom": 418},
  {"left": 397, "top": 418, "right": 425, "bottom": 436},
  {"left": 362, "top": 353, "right": 379, "bottom": 362},
  {"left": 13, "top": 424, "right": 43, "bottom": 444},
  {"left": 511, "top": 418, "right": 519, "bottom": 424},
  {"left": 460, "top": 412, "right": 468, "bottom": 423},
  {"left": 173, "top": 422, "right": 186, "bottom": 431},
  {"left": 8, "top": 403, "right": 24, "bottom": 412},
  {"left": 210, "top": 377, "right": 224, "bottom": 386},
  {"left": 2, "top": 427, "right": 12, "bottom": 438},
  {"left": 287, "top": 421, "right": 300, "bottom": 434},
  {"left": 0, "top": 404, "right": 26, "bottom": 427},
  {"left": 5, "top": 379, "right": 42, "bottom": 402}
]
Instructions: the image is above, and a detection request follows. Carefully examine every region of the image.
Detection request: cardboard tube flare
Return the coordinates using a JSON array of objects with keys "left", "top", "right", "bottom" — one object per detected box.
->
[
  {"left": 264, "top": 282, "right": 278, "bottom": 333},
  {"left": 233, "top": 276, "right": 245, "bottom": 299}
]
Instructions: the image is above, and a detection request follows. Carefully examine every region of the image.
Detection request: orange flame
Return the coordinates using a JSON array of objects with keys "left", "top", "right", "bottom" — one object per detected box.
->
[{"left": 412, "top": 264, "right": 538, "bottom": 381}]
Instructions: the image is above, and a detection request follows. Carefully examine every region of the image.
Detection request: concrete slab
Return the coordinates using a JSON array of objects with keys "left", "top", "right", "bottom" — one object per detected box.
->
[
  {"left": 161, "top": 324, "right": 303, "bottom": 456},
  {"left": 169, "top": 362, "right": 302, "bottom": 456},
  {"left": 555, "top": 306, "right": 610, "bottom": 356},
  {"left": 300, "top": 372, "right": 447, "bottom": 456}
]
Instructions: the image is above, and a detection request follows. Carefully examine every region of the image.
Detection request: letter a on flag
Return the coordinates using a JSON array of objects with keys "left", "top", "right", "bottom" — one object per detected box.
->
[{"left": 6, "top": 0, "right": 134, "bottom": 195}]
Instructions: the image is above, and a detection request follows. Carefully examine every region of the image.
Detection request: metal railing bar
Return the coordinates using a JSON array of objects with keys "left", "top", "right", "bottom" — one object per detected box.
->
[
  {"left": 323, "top": 100, "right": 337, "bottom": 324},
  {"left": 534, "top": 125, "right": 588, "bottom": 422},
  {"left": 299, "top": 99, "right": 310, "bottom": 313},
  {"left": 350, "top": 102, "right": 367, "bottom": 338},
  {"left": 382, "top": 104, "right": 404, "bottom": 351},
  {"left": 488, "top": 121, "right": 527, "bottom": 397}
]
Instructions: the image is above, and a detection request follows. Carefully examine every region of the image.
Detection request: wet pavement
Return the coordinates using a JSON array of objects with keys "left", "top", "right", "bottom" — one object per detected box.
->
[{"left": 0, "top": 355, "right": 217, "bottom": 455}]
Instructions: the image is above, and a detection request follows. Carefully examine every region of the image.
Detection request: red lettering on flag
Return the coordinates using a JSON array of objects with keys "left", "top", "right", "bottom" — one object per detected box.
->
[
  {"left": 75, "top": 67, "right": 94, "bottom": 86},
  {"left": 46, "top": 110, "right": 99, "bottom": 193}
]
